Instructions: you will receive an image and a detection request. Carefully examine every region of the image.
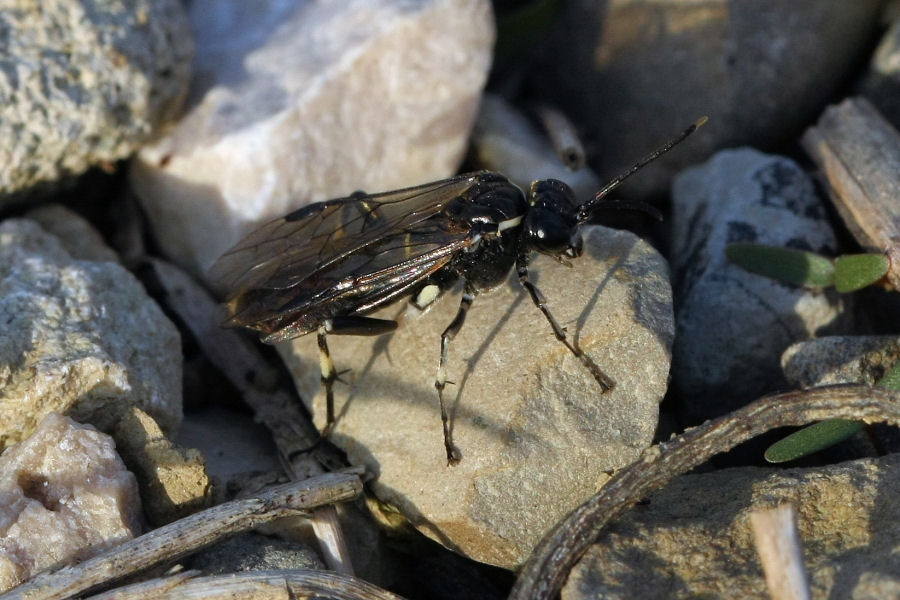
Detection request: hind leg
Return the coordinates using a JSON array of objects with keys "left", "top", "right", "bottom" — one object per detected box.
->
[
  {"left": 317, "top": 316, "right": 398, "bottom": 434},
  {"left": 435, "top": 286, "right": 476, "bottom": 465}
]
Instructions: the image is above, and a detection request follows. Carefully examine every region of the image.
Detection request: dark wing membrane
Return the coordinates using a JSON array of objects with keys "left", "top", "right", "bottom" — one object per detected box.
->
[
  {"left": 209, "top": 173, "right": 490, "bottom": 297},
  {"left": 225, "top": 224, "right": 474, "bottom": 339}
]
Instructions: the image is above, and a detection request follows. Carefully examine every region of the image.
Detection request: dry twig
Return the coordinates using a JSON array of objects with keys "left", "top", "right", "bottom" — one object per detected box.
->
[
  {"left": 84, "top": 569, "right": 405, "bottom": 600},
  {"left": 801, "top": 97, "right": 900, "bottom": 290},
  {"left": 510, "top": 384, "right": 900, "bottom": 599},
  {"left": 750, "top": 503, "right": 811, "bottom": 600},
  {"left": 149, "top": 258, "right": 354, "bottom": 573},
  {"left": 1, "top": 473, "right": 362, "bottom": 600},
  {"left": 472, "top": 94, "right": 601, "bottom": 201},
  {"left": 533, "top": 105, "right": 586, "bottom": 171}
]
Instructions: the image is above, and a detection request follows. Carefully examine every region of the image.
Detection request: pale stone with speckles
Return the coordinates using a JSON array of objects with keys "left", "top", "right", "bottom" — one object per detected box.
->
[
  {"left": 282, "top": 225, "right": 673, "bottom": 568},
  {"left": 670, "top": 149, "right": 849, "bottom": 423},
  {"left": 0, "top": 0, "right": 192, "bottom": 204},
  {"left": 0, "top": 216, "right": 182, "bottom": 449}
]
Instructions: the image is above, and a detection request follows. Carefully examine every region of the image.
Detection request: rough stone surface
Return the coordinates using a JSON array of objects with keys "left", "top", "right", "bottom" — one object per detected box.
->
[
  {"left": 281, "top": 226, "right": 673, "bottom": 568},
  {"left": 131, "top": 0, "right": 495, "bottom": 278},
  {"left": 783, "top": 336, "right": 900, "bottom": 389},
  {"left": 670, "top": 149, "right": 847, "bottom": 423},
  {"left": 25, "top": 205, "right": 120, "bottom": 263},
  {"left": 0, "top": 0, "right": 192, "bottom": 204},
  {"left": 0, "top": 413, "right": 141, "bottom": 592},
  {"left": 781, "top": 335, "right": 900, "bottom": 460},
  {"left": 190, "top": 532, "right": 323, "bottom": 575},
  {"left": 114, "top": 407, "right": 211, "bottom": 526},
  {"left": 563, "top": 454, "right": 900, "bottom": 600},
  {"left": 0, "top": 217, "right": 182, "bottom": 449},
  {"left": 532, "top": 0, "right": 882, "bottom": 198}
]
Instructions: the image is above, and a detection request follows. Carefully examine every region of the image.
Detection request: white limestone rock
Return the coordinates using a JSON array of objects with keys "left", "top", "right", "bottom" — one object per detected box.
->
[{"left": 131, "top": 0, "right": 495, "bottom": 278}]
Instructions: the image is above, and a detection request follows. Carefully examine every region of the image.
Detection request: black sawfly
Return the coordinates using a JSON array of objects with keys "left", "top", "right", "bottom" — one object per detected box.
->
[{"left": 210, "top": 117, "right": 706, "bottom": 465}]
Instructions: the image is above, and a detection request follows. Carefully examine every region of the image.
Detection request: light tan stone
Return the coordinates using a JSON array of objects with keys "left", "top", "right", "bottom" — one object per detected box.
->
[
  {"left": 114, "top": 407, "right": 212, "bottom": 526},
  {"left": 282, "top": 226, "right": 673, "bottom": 568},
  {"left": 563, "top": 454, "right": 900, "bottom": 600}
]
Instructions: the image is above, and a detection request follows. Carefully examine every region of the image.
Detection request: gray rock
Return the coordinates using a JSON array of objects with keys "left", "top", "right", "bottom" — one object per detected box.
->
[
  {"left": 563, "top": 453, "right": 900, "bottom": 600},
  {"left": 671, "top": 149, "right": 847, "bottom": 422},
  {"left": 0, "top": 0, "right": 192, "bottom": 204},
  {"left": 281, "top": 226, "right": 673, "bottom": 568},
  {"left": 783, "top": 336, "right": 900, "bottom": 389},
  {"left": 0, "top": 413, "right": 141, "bottom": 592},
  {"left": 782, "top": 335, "right": 900, "bottom": 459},
  {"left": 190, "top": 532, "right": 323, "bottom": 575},
  {"left": 131, "top": 0, "right": 495, "bottom": 278},
  {"left": 0, "top": 217, "right": 182, "bottom": 449},
  {"left": 25, "top": 205, "right": 120, "bottom": 263},
  {"left": 531, "top": 0, "right": 882, "bottom": 198}
]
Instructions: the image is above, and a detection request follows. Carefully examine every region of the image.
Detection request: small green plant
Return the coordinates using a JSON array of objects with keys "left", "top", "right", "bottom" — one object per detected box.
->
[
  {"left": 725, "top": 244, "right": 889, "bottom": 292},
  {"left": 764, "top": 360, "right": 900, "bottom": 463},
  {"left": 726, "top": 242, "right": 894, "bottom": 462}
]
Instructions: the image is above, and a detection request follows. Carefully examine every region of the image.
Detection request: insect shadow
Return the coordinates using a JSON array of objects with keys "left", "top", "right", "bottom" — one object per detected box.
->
[
  {"left": 334, "top": 305, "right": 403, "bottom": 424},
  {"left": 449, "top": 280, "right": 528, "bottom": 439},
  {"left": 332, "top": 287, "right": 528, "bottom": 454},
  {"left": 575, "top": 232, "right": 634, "bottom": 343}
]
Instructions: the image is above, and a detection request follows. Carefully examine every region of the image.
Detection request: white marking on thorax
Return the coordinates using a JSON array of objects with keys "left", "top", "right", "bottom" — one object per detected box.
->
[{"left": 497, "top": 215, "right": 523, "bottom": 232}]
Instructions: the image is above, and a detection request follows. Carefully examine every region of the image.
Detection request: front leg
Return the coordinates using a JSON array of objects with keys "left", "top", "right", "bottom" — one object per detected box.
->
[
  {"left": 434, "top": 285, "right": 476, "bottom": 465},
  {"left": 516, "top": 253, "right": 615, "bottom": 392}
]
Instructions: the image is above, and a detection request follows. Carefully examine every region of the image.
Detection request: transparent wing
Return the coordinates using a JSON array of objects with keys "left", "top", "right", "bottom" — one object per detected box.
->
[
  {"left": 209, "top": 173, "right": 489, "bottom": 296},
  {"left": 209, "top": 172, "right": 518, "bottom": 334},
  {"left": 225, "top": 223, "right": 472, "bottom": 330}
]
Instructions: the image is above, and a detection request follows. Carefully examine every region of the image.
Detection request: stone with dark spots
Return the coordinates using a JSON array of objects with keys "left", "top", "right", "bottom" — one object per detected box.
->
[{"left": 670, "top": 148, "right": 850, "bottom": 423}]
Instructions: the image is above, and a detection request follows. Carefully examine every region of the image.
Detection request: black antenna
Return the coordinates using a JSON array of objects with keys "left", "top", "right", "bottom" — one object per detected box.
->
[{"left": 576, "top": 116, "right": 708, "bottom": 222}]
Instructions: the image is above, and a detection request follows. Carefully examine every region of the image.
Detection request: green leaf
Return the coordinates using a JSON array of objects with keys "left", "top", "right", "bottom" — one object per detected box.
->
[
  {"left": 725, "top": 244, "right": 834, "bottom": 287},
  {"left": 765, "top": 359, "right": 900, "bottom": 463},
  {"left": 764, "top": 419, "right": 864, "bottom": 463},
  {"left": 880, "top": 360, "right": 900, "bottom": 391},
  {"left": 833, "top": 253, "right": 889, "bottom": 292}
]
